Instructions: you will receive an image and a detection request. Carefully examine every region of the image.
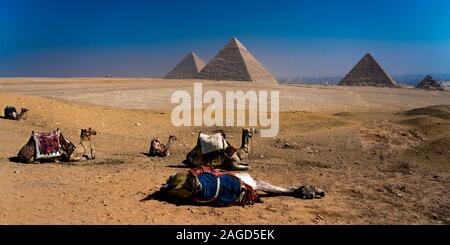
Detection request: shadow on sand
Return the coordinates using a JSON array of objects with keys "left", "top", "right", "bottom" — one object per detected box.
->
[
  {"left": 7, "top": 156, "right": 24, "bottom": 163},
  {"left": 7, "top": 156, "right": 71, "bottom": 165},
  {"left": 140, "top": 190, "right": 194, "bottom": 206}
]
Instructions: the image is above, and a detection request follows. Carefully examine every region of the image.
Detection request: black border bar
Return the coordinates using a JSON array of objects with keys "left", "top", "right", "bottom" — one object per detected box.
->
[{"left": 1, "top": 225, "right": 449, "bottom": 243}]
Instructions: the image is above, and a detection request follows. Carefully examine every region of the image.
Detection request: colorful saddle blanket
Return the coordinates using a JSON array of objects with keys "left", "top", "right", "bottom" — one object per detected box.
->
[
  {"left": 194, "top": 172, "right": 243, "bottom": 206},
  {"left": 33, "top": 131, "right": 62, "bottom": 160},
  {"left": 162, "top": 167, "right": 260, "bottom": 206},
  {"left": 190, "top": 167, "right": 259, "bottom": 206}
]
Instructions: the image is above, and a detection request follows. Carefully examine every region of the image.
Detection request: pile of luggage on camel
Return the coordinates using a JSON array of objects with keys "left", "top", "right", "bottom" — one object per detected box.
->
[{"left": 146, "top": 128, "right": 325, "bottom": 207}]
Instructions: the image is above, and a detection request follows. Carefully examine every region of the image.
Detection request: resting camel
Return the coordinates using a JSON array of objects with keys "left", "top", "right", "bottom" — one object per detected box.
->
[
  {"left": 183, "top": 128, "right": 256, "bottom": 171},
  {"left": 61, "top": 128, "right": 97, "bottom": 161},
  {"left": 148, "top": 135, "right": 177, "bottom": 157},
  {"left": 4, "top": 106, "right": 29, "bottom": 120},
  {"left": 236, "top": 128, "right": 256, "bottom": 160},
  {"left": 144, "top": 167, "right": 325, "bottom": 206},
  {"left": 17, "top": 128, "right": 97, "bottom": 163}
]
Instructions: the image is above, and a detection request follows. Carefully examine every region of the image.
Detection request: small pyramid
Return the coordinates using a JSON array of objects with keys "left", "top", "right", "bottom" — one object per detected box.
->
[
  {"left": 338, "top": 53, "right": 396, "bottom": 87},
  {"left": 165, "top": 52, "right": 206, "bottom": 79},
  {"left": 197, "top": 37, "right": 277, "bottom": 83},
  {"left": 417, "top": 75, "right": 444, "bottom": 91}
]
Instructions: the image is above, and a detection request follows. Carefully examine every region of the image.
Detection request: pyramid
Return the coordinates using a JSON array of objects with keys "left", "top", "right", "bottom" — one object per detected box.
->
[
  {"left": 197, "top": 37, "right": 277, "bottom": 83},
  {"left": 165, "top": 52, "right": 206, "bottom": 79},
  {"left": 338, "top": 53, "right": 396, "bottom": 87},
  {"left": 417, "top": 75, "right": 444, "bottom": 91}
]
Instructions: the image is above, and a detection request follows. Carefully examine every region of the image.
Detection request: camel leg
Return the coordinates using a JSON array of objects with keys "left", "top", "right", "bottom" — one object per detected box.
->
[
  {"left": 253, "top": 179, "right": 297, "bottom": 194},
  {"left": 234, "top": 173, "right": 325, "bottom": 199},
  {"left": 69, "top": 154, "right": 84, "bottom": 162},
  {"left": 236, "top": 149, "right": 250, "bottom": 161},
  {"left": 235, "top": 173, "right": 295, "bottom": 194},
  {"left": 19, "top": 111, "right": 27, "bottom": 120},
  {"left": 90, "top": 148, "right": 96, "bottom": 159},
  {"left": 79, "top": 141, "right": 95, "bottom": 160},
  {"left": 88, "top": 141, "right": 95, "bottom": 159},
  {"left": 225, "top": 153, "right": 251, "bottom": 171},
  {"left": 234, "top": 151, "right": 250, "bottom": 166},
  {"left": 229, "top": 162, "right": 251, "bottom": 171},
  {"left": 71, "top": 144, "right": 87, "bottom": 162}
]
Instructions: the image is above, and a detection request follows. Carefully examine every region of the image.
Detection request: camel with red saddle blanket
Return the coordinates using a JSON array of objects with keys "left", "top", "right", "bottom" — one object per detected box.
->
[{"left": 16, "top": 128, "right": 97, "bottom": 163}]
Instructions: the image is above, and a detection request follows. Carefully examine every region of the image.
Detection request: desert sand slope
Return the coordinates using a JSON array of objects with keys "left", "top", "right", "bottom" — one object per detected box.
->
[{"left": 0, "top": 78, "right": 449, "bottom": 224}]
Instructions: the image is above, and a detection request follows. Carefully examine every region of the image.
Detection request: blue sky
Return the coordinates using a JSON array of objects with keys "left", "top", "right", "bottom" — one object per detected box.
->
[{"left": 0, "top": 0, "right": 449, "bottom": 77}]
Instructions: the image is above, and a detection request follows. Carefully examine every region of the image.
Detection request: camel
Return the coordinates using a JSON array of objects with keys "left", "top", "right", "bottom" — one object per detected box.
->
[
  {"left": 61, "top": 128, "right": 97, "bottom": 161},
  {"left": 144, "top": 167, "right": 325, "bottom": 206},
  {"left": 149, "top": 135, "right": 177, "bottom": 157},
  {"left": 17, "top": 128, "right": 97, "bottom": 163},
  {"left": 182, "top": 128, "right": 256, "bottom": 171},
  {"left": 4, "top": 106, "right": 29, "bottom": 120},
  {"left": 236, "top": 128, "right": 256, "bottom": 160}
]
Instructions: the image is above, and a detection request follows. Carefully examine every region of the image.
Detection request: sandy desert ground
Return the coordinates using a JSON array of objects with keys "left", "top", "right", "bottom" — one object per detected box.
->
[{"left": 0, "top": 78, "right": 449, "bottom": 224}]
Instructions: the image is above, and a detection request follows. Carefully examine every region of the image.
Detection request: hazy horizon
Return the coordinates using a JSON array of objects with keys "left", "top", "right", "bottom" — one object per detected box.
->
[{"left": 1, "top": 0, "right": 449, "bottom": 78}]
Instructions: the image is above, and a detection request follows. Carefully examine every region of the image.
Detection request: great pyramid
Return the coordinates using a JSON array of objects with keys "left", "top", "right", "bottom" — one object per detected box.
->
[
  {"left": 417, "top": 75, "right": 444, "bottom": 91},
  {"left": 165, "top": 52, "right": 206, "bottom": 79},
  {"left": 197, "top": 37, "right": 277, "bottom": 83},
  {"left": 338, "top": 53, "right": 396, "bottom": 87}
]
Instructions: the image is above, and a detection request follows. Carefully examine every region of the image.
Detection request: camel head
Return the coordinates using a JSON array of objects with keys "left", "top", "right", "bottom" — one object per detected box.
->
[
  {"left": 20, "top": 107, "right": 29, "bottom": 113},
  {"left": 240, "top": 128, "right": 257, "bottom": 151},
  {"left": 169, "top": 135, "right": 178, "bottom": 141},
  {"left": 243, "top": 128, "right": 257, "bottom": 138},
  {"left": 80, "top": 127, "right": 97, "bottom": 141}
]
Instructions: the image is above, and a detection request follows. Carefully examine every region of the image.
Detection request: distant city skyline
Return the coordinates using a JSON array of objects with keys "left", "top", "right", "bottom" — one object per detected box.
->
[{"left": 0, "top": 0, "right": 449, "bottom": 77}]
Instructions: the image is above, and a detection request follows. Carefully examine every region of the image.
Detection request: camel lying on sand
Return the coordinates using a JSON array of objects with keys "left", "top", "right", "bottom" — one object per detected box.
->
[
  {"left": 183, "top": 128, "right": 256, "bottom": 171},
  {"left": 63, "top": 128, "right": 97, "bottom": 161},
  {"left": 148, "top": 135, "right": 177, "bottom": 157},
  {"left": 144, "top": 166, "right": 325, "bottom": 206},
  {"left": 3, "top": 106, "right": 29, "bottom": 121},
  {"left": 17, "top": 128, "right": 97, "bottom": 163}
]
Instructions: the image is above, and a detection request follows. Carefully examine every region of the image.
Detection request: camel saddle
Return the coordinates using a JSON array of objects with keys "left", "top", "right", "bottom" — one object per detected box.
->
[
  {"left": 4, "top": 106, "right": 17, "bottom": 120},
  {"left": 163, "top": 167, "right": 260, "bottom": 206},
  {"left": 197, "top": 132, "right": 229, "bottom": 154}
]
